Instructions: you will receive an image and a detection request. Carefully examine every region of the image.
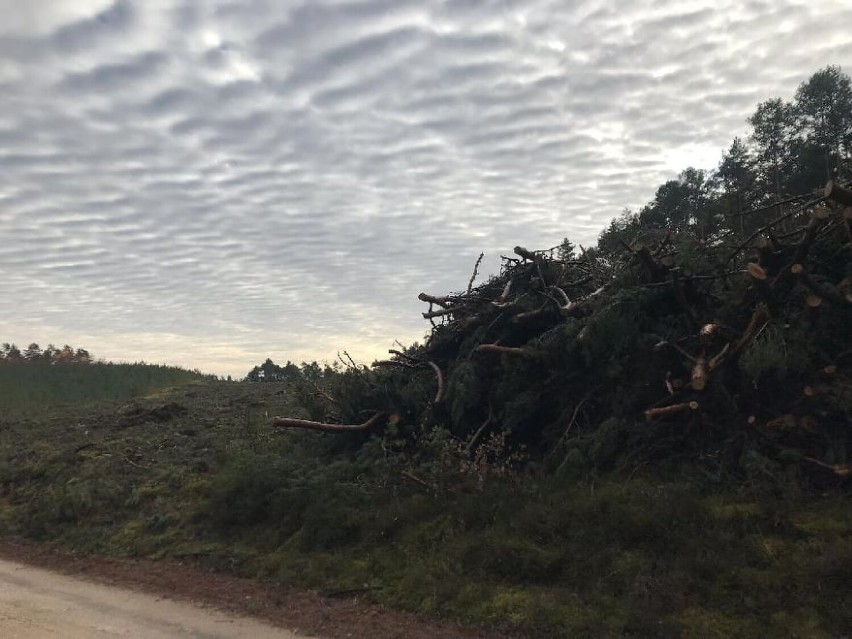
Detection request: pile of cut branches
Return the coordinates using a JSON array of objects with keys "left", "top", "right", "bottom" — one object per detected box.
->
[{"left": 274, "top": 182, "right": 852, "bottom": 482}]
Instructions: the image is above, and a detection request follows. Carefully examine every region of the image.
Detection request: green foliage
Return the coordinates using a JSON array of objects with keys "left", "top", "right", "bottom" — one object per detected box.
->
[{"left": 739, "top": 322, "right": 810, "bottom": 384}]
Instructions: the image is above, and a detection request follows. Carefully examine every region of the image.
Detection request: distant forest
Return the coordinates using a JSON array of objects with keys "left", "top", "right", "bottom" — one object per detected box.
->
[
  {"left": 595, "top": 65, "right": 852, "bottom": 256},
  {"left": 0, "top": 342, "right": 92, "bottom": 365}
]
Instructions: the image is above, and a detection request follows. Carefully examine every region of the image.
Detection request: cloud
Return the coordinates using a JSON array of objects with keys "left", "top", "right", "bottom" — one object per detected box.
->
[{"left": 0, "top": 0, "right": 849, "bottom": 376}]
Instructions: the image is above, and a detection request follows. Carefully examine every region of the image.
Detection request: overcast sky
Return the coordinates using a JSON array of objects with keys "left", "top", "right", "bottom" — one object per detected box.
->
[{"left": 0, "top": 0, "right": 849, "bottom": 377}]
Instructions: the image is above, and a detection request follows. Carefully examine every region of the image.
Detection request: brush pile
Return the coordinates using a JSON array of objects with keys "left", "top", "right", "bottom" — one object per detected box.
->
[{"left": 274, "top": 182, "right": 852, "bottom": 483}]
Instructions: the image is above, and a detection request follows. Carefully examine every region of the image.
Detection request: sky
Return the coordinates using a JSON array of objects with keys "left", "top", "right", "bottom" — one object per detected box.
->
[{"left": 1, "top": 0, "right": 850, "bottom": 378}]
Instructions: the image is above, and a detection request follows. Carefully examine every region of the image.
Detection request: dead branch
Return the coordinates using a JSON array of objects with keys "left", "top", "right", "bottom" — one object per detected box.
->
[
  {"left": 272, "top": 411, "right": 386, "bottom": 433},
  {"left": 644, "top": 401, "right": 699, "bottom": 420},
  {"left": 467, "top": 252, "right": 484, "bottom": 294}
]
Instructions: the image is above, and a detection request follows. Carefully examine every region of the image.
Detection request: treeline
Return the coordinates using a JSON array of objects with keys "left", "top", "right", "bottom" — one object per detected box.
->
[
  {"left": 0, "top": 361, "right": 213, "bottom": 416},
  {"left": 0, "top": 342, "right": 93, "bottom": 365},
  {"left": 245, "top": 357, "right": 343, "bottom": 382},
  {"left": 596, "top": 65, "right": 851, "bottom": 255}
]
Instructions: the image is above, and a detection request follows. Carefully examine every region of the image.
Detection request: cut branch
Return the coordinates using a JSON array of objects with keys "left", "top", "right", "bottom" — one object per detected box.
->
[
  {"left": 729, "top": 305, "right": 770, "bottom": 360},
  {"left": 514, "top": 245, "right": 540, "bottom": 262},
  {"left": 691, "top": 354, "right": 708, "bottom": 391},
  {"left": 803, "top": 456, "right": 852, "bottom": 477},
  {"left": 475, "top": 344, "right": 533, "bottom": 357},
  {"left": 511, "top": 302, "right": 549, "bottom": 324},
  {"left": 272, "top": 411, "right": 386, "bottom": 433},
  {"left": 644, "top": 401, "right": 699, "bottom": 420},
  {"left": 418, "top": 292, "right": 452, "bottom": 308},
  {"left": 422, "top": 307, "right": 457, "bottom": 319},
  {"left": 425, "top": 361, "right": 444, "bottom": 404},
  {"left": 491, "top": 279, "right": 513, "bottom": 307},
  {"left": 791, "top": 264, "right": 851, "bottom": 306}
]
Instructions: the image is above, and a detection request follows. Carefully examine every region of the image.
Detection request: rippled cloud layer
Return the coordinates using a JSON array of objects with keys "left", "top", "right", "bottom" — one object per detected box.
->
[{"left": 1, "top": 0, "right": 849, "bottom": 375}]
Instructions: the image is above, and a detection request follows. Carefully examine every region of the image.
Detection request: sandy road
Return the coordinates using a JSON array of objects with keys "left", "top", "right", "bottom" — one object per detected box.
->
[{"left": 0, "top": 558, "right": 316, "bottom": 638}]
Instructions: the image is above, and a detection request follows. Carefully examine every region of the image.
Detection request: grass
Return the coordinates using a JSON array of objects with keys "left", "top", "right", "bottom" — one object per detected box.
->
[
  {"left": 0, "top": 361, "right": 212, "bottom": 417},
  {"left": 0, "top": 376, "right": 850, "bottom": 637}
]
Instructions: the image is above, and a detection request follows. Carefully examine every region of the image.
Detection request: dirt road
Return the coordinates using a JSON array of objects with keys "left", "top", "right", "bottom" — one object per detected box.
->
[{"left": 0, "top": 558, "right": 314, "bottom": 638}]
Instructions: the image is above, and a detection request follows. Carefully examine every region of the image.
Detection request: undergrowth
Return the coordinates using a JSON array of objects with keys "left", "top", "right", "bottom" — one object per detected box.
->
[{"left": 1, "top": 380, "right": 849, "bottom": 638}]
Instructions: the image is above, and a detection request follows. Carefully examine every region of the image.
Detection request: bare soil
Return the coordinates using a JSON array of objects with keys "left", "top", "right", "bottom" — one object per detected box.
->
[{"left": 0, "top": 538, "right": 512, "bottom": 639}]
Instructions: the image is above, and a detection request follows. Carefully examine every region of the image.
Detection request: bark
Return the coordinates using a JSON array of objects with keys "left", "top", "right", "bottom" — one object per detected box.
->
[{"left": 272, "top": 411, "right": 385, "bottom": 433}]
